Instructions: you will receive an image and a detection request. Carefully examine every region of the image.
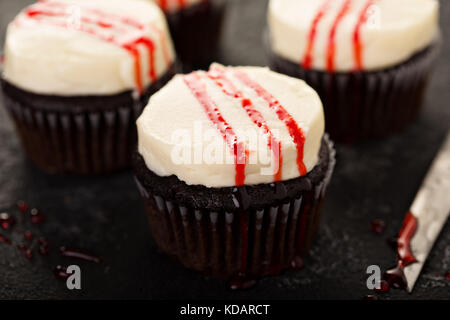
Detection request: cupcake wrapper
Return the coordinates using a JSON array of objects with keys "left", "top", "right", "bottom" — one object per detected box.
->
[
  {"left": 135, "top": 135, "right": 336, "bottom": 279},
  {"left": 2, "top": 67, "right": 176, "bottom": 174},
  {"left": 166, "top": 0, "right": 226, "bottom": 72},
  {"left": 267, "top": 35, "right": 440, "bottom": 143}
]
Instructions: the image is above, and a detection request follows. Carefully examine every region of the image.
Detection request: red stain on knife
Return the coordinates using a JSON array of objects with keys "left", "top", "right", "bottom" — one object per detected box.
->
[{"left": 384, "top": 212, "right": 419, "bottom": 289}]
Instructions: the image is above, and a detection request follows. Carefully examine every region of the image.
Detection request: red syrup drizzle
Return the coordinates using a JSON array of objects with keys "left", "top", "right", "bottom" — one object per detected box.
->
[
  {"left": 183, "top": 72, "right": 248, "bottom": 186},
  {"left": 59, "top": 246, "right": 102, "bottom": 263},
  {"left": 22, "top": 1, "right": 170, "bottom": 95},
  {"left": 383, "top": 212, "right": 419, "bottom": 290},
  {"left": 445, "top": 272, "right": 450, "bottom": 280},
  {"left": 207, "top": 66, "right": 283, "bottom": 182},
  {"left": 326, "top": 0, "right": 352, "bottom": 72},
  {"left": 3, "top": 199, "right": 101, "bottom": 278},
  {"left": 353, "top": 0, "right": 375, "bottom": 71},
  {"left": 302, "top": 0, "right": 332, "bottom": 69},
  {"left": 232, "top": 70, "right": 307, "bottom": 176}
]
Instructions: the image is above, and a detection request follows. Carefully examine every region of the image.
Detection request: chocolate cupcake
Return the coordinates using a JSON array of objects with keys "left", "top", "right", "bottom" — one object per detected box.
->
[
  {"left": 1, "top": 0, "right": 177, "bottom": 174},
  {"left": 150, "top": 0, "right": 226, "bottom": 71},
  {"left": 267, "top": 0, "right": 440, "bottom": 143},
  {"left": 134, "top": 64, "right": 336, "bottom": 281}
]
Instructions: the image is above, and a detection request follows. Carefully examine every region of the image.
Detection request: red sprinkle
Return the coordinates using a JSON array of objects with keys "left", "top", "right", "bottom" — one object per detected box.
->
[
  {"left": 25, "top": 249, "right": 33, "bottom": 260},
  {"left": 17, "top": 200, "right": 29, "bottom": 213},
  {"left": 0, "top": 234, "right": 12, "bottom": 245},
  {"left": 0, "top": 212, "right": 15, "bottom": 230},
  {"left": 371, "top": 219, "right": 386, "bottom": 235},
  {"left": 24, "top": 231, "right": 33, "bottom": 241},
  {"left": 30, "top": 208, "right": 45, "bottom": 225}
]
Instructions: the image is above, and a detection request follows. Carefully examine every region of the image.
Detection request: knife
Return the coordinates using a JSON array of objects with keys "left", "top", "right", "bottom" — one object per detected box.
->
[{"left": 400, "top": 132, "right": 450, "bottom": 292}]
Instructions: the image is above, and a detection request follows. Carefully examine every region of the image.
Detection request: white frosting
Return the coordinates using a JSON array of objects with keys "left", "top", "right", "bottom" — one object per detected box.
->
[
  {"left": 2, "top": 0, "right": 176, "bottom": 95},
  {"left": 137, "top": 64, "right": 325, "bottom": 188},
  {"left": 268, "top": 0, "right": 439, "bottom": 71},
  {"left": 150, "top": 0, "right": 204, "bottom": 13}
]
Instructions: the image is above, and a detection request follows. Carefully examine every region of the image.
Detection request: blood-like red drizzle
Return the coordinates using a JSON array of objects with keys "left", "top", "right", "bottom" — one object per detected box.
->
[
  {"left": 302, "top": 0, "right": 332, "bottom": 69},
  {"left": 183, "top": 73, "right": 248, "bottom": 186},
  {"left": 232, "top": 70, "right": 307, "bottom": 176},
  {"left": 22, "top": 1, "right": 170, "bottom": 94},
  {"left": 384, "top": 212, "right": 419, "bottom": 290},
  {"left": 353, "top": 0, "right": 375, "bottom": 71},
  {"left": 396, "top": 211, "right": 418, "bottom": 268},
  {"left": 207, "top": 66, "right": 283, "bottom": 181},
  {"left": 326, "top": 0, "right": 352, "bottom": 72},
  {"left": 60, "top": 246, "right": 102, "bottom": 263}
]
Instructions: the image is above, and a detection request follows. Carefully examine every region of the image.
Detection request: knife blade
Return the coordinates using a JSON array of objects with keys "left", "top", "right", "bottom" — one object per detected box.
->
[{"left": 403, "top": 132, "right": 450, "bottom": 292}]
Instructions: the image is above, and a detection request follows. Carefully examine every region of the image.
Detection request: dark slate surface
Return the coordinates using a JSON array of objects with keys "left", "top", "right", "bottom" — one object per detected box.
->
[{"left": 0, "top": 0, "right": 449, "bottom": 300}]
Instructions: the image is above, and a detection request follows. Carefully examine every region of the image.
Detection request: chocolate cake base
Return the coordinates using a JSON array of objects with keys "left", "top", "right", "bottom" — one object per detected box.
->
[
  {"left": 165, "top": 0, "right": 226, "bottom": 72},
  {"left": 267, "top": 41, "right": 440, "bottom": 143},
  {"left": 1, "top": 65, "right": 176, "bottom": 175},
  {"left": 133, "top": 135, "right": 336, "bottom": 280}
]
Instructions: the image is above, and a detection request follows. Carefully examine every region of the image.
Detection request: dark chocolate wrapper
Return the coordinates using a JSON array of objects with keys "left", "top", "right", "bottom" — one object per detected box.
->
[
  {"left": 267, "top": 38, "right": 440, "bottom": 143},
  {"left": 134, "top": 135, "right": 336, "bottom": 280},
  {"left": 165, "top": 0, "right": 226, "bottom": 72},
  {"left": 1, "top": 65, "right": 176, "bottom": 175}
]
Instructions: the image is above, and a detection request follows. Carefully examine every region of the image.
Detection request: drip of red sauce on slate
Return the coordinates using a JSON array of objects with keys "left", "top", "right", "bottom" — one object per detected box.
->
[
  {"left": 383, "top": 212, "right": 419, "bottom": 290},
  {"left": 302, "top": 0, "right": 331, "bottom": 69},
  {"left": 22, "top": 1, "right": 170, "bottom": 94},
  {"left": 0, "top": 212, "right": 16, "bottom": 230},
  {"left": 207, "top": 66, "right": 283, "bottom": 182},
  {"left": 232, "top": 69, "right": 307, "bottom": 176},
  {"left": 24, "top": 231, "right": 33, "bottom": 241},
  {"left": 17, "top": 200, "right": 28, "bottom": 213},
  {"left": 371, "top": 218, "right": 386, "bottom": 235},
  {"left": 53, "top": 265, "right": 70, "bottom": 280},
  {"left": 445, "top": 272, "right": 450, "bottom": 280},
  {"left": 3, "top": 199, "right": 101, "bottom": 279},
  {"left": 30, "top": 208, "right": 45, "bottom": 225},
  {"left": 374, "top": 279, "right": 389, "bottom": 293},
  {"left": 60, "top": 246, "right": 102, "bottom": 263},
  {"left": 183, "top": 72, "right": 248, "bottom": 186},
  {"left": 353, "top": 0, "right": 375, "bottom": 71}
]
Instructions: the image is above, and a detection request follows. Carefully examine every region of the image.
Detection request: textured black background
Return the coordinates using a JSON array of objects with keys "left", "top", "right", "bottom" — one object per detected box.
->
[{"left": 0, "top": 0, "right": 449, "bottom": 300}]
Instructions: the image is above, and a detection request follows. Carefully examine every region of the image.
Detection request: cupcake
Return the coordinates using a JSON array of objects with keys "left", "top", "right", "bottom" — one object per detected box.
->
[
  {"left": 1, "top": 0, "right": 176, "bottom": 174},
  {"left": 150, "top": 0, "right": 226, "bottom": 71},
  {"left": 134, "top": 64, "right": 336, "bottom": 281},
  {"left": 267, "top": 0, "right": 440, "bottom": 143}
]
